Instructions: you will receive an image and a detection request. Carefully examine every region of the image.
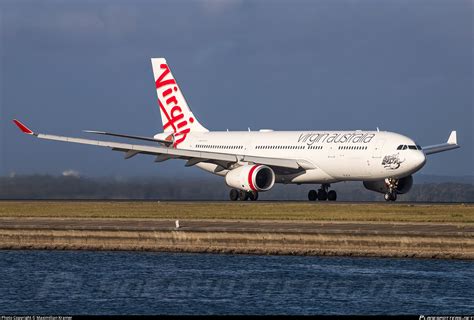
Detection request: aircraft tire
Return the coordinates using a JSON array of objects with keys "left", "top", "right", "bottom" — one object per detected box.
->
[
  {"left": 239, "top": 190, "right": 249, "bottom": 201},
  {"left": 308, "top": 190, "right": 317, "bottom": 201},
  {"left": 229, "top": 189, "right": 239, "bottom": 201},
  {"left": 384, "top": 192, "right": 397, "bottom": 201},
  {"left": 248, "top": 191, "right": 258, "bottom": 201},
  {"left": 327, "top": 190, "right": 337, "bottom": 201},
  {"left": 317, "top": 189, "right": 328, "bottom": 201}
]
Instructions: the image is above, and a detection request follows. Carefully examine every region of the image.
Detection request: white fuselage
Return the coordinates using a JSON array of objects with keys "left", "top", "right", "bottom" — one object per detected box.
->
[{"left": 163, "top": 130, "right": 427, "bottom": 184}]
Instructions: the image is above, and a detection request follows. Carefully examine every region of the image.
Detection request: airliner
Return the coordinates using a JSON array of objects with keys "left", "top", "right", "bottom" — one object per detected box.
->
[{"left": 13, "top": 58, "right": 460, "bottom": 201}]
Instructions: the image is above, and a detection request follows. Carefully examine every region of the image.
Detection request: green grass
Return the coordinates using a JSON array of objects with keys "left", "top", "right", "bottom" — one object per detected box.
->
[{"left": 0, "top": 201, "right": 473, "bottom": 223}]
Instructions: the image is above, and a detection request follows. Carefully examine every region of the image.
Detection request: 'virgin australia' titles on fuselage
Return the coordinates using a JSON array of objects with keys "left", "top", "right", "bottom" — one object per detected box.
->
[{"left": 298, "top": 132, "right": 375, "bottom": 145}]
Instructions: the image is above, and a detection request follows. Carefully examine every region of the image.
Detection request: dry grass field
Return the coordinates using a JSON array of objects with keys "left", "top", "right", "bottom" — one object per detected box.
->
[{"left": 0, "top": 201, "right": 472, "bottom": 223}]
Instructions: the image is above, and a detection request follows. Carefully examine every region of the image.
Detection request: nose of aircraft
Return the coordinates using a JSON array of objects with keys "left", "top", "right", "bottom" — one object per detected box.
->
[{"left": 412, "top": 151, "right": 426, "bottom": 171}]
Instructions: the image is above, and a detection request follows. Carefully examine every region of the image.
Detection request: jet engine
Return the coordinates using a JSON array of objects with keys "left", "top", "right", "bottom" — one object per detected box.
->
[
  {"left": 225, "top": 165, "right": 275, "bottom": 192},
  {"left": 363, "top": 175, "right": 413, "bottom": 194}
]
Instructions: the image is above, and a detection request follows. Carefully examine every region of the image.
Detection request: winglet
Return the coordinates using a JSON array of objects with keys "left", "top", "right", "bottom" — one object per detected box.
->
[
  {"left": 447, "top": 131, "right": 457, "bottom": 144},
  {"left": 12, "top": 119, "right": 34, "bottom": 135}
]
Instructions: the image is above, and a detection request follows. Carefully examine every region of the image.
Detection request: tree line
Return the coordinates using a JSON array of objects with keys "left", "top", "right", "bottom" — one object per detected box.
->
[{"left": 0, "top": 174, "right": 473, "bottom": 202}]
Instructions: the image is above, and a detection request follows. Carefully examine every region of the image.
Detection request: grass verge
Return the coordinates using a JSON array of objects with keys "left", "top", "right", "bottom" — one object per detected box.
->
[{"left": 0, "top": 201, "right": 473, "bottom": 223}]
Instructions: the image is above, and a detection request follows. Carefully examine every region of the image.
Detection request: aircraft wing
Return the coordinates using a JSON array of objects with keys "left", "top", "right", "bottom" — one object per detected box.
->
[
  {"left": 83, "top": 130, "right": 174, "bottom": 146},
  {"left": 13, "top": 120, "right": 312, "bottom": 171},
  {"left": 422, "top": 131, "right": 460, "bottom": 155}
]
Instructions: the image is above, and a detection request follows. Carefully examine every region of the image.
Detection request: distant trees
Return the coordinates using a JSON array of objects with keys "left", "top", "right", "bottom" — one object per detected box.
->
[{"left": 0, "top": 175, "right": 473, "bottom": 202}]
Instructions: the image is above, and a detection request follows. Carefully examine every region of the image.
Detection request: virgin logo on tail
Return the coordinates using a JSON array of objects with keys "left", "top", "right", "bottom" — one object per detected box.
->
[{"left": 155, "top": 63, "right": 194, "bottom": 148}]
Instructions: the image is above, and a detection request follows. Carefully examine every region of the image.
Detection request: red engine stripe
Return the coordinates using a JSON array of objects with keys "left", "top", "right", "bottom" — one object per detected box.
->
[{"left": 248, "top": 165, "right": 259, "bottom": 192}]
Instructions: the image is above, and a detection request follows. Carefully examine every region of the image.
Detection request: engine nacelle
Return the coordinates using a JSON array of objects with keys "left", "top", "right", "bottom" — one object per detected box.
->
[
  {"left": 225, "top": 165, "right": 275, "bottom": 192},
  {"left": 363, "top": 175, "right": 413, "bottom": 194}
]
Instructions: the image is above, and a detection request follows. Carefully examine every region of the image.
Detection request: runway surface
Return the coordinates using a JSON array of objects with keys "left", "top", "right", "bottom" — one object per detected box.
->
[
  {"left": 1, "top": 199, "right": 472, "bottom": 204},
  {"left": 1, "top": 217, "right": 472, "bottom": 236}
]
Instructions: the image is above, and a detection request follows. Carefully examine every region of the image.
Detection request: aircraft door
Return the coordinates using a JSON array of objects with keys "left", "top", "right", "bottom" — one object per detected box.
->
[
  {"left": 328, "top": 145, "right": 336, "bottom": 159},
  {"left": 372, "top": 139, "right": 385, "bottom": 159}
]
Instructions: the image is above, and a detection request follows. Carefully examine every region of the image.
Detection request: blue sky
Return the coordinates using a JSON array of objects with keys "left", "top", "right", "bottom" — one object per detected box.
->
[{"left": 1, "top": 0, "right": 472, "bottom": 178}]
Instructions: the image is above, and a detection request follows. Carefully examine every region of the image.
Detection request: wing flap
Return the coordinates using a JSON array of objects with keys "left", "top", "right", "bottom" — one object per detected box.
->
[
  {"left": 242, "top": 155, "right": 301, "bottom": 169},
  {"left": 36, "top": 133, "right": 239, "bottom": 162},
  {"left": 84, "top": 130, "right": 173, "bottom": 146}
]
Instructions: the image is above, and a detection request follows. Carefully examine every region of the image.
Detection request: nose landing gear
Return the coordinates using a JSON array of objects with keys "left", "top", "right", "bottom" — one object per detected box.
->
[
  {"left": 384, "top": 178, "right": 398, "bottom": 202},
  {"left": 384, "top": 192, "right": 397, "bottom": 201},
  {"left": 308, "top": 184, "right": 337, "bottom": 201}
]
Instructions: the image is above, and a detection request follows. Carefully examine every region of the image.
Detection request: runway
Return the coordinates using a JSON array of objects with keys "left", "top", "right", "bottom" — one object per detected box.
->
[
  {"left": 1, "top": 199, "right": 471, "bottom": 204},
  {"left": 0, "top": 217, "right": 472, "bottom": 236}
]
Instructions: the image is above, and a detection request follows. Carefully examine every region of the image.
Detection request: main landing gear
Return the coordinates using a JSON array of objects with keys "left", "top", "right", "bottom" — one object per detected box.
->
[
  {"left": 308, "top": 184, "right": 337, "bottom": 201},
  {"left": 384, "top": 178, "right": 398, "bottom": 202},
  {"left": 229, "top": 189, "right": 258, "bottom": 201}
]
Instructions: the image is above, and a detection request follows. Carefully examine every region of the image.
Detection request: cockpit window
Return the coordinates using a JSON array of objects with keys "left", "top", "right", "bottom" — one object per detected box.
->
[{"left": 397, "top": 144, "right": 420, "bottom": 150}]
